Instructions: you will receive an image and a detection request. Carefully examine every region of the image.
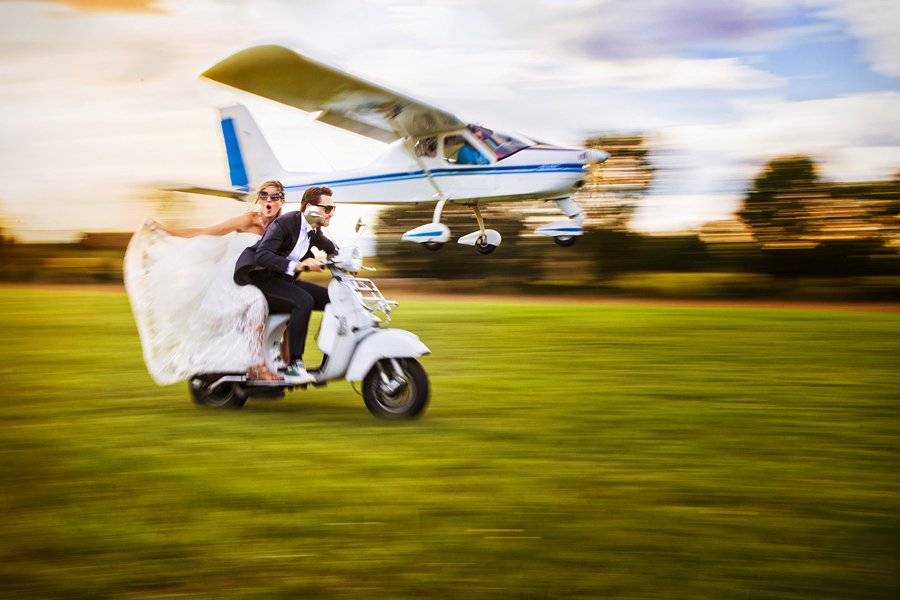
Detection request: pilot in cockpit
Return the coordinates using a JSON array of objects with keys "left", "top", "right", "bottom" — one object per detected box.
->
[{"left": 456, "top": 125, "right": 492, "bottom": 165}]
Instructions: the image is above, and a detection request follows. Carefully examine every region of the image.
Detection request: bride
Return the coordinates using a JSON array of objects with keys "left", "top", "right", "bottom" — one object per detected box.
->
[{"left": 124, "top": 180, "right": 287, "bottom": 385}]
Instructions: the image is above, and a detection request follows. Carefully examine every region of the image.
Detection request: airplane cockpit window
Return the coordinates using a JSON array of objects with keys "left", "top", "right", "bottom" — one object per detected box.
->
[
  {"left": 442, "top": 134, "right": 489, "bottom": 165},
  {"left": 415, "top": 137, "right": 437, "bottom": 158},
  {"left": 467, "top": 125, "right": 530, "bottom": 160}
]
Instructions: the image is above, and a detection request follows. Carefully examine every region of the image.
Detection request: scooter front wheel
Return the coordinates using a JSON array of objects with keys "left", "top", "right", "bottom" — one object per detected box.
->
[{"left": 362, "top": 358, "right": 429, "bottom": 419}]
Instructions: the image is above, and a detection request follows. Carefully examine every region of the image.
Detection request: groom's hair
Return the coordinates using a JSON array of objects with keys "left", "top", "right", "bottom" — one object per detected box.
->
[{"left": 300, "top": 186, "right": 333, "bottom": 213}]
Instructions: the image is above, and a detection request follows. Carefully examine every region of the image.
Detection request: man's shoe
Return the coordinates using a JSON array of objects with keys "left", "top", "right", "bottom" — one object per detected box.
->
[{"left": 283, "top": 361, "right": 315, "bottom": 384}]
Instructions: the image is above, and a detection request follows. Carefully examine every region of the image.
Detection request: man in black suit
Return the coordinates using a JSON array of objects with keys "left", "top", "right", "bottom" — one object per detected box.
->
[{"left": 234, "top": 186, "right": 339, "bottom": 383}]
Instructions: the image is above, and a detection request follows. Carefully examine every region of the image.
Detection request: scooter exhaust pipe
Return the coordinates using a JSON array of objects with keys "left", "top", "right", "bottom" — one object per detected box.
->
[{"left": 208, "top": 374, "right": 247, "bottom": 393}]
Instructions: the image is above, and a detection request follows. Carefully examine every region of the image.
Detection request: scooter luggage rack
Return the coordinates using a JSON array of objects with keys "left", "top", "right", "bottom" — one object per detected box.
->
[{"left": 346, "top": 276, "right": 398, "bottom": 320}]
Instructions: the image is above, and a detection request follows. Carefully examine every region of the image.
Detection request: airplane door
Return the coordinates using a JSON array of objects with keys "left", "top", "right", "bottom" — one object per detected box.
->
[{"left": 434, "top": 132, "right": 498, "bottom": 199}]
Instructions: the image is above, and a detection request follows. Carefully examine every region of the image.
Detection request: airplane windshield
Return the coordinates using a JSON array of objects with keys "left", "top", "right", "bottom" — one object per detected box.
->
[{"left": 467, "top": 126, "right": 531, "bottom": 160}]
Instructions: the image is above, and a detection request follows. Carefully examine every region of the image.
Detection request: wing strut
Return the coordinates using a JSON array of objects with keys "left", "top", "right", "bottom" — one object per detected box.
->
[{"left": 401, "top": 134, "right": 446, "bottom": 203}]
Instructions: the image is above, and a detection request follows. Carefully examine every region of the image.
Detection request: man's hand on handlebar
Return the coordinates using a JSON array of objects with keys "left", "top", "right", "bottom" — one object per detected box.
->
[{"left": 296, "top": 257, "right": 325, "bottom": 275}]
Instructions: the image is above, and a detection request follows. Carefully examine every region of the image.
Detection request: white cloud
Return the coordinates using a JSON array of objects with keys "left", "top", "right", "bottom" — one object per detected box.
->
[
  {"left": 633, "top": 91, "right": 900, "bottom": 230},
  {"left": 810, "top": 0, "right": 900, "bottom": 77},
  {"left": 561, "top": 57, "right": 784, "bottom": 90},
  {"left": 568, "top": 0, "right": 817, "bottom": 58}
]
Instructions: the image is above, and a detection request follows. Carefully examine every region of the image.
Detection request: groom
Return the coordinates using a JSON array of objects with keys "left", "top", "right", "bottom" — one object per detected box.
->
[{"left": 234, "top": 186, "right": 339, "bottom": 383}]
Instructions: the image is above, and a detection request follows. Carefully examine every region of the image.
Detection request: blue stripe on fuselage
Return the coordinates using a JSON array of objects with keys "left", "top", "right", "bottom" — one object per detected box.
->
[
  {"left": 287, "top": 163, "right": 586, "bottom": 189},
  {"left": 220, "top": 117, "right": 249, "bottom": 188}
]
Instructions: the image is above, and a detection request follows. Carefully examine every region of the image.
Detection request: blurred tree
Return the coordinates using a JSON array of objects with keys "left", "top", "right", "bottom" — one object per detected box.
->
[
  {"left": 517, "top": 134, "right": 656, "bottom": 280},
  {"left": 572, "top": 135, "right": 656, "bottom": 278},
  {"left": 524, "top": 134, "right": 654, "bottom": 234},
  {"left": 0, "top": 214, "right": 10, "bottom": 246},
  {"left": 581, "top": 134, "right": 654, "bottom": 230},
  {"left": 739, "top": 155, "right": 821, "bottom": 249},
  {"left": 0, "top": 212, "right": 15, "bottom": 272},
  {"left": 740, "top": 155, "right": 900, "bottom": 275}
]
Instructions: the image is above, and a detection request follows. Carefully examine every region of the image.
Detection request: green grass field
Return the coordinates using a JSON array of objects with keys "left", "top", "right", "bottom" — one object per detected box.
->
[{"left": 1, "top": 287, "right": 898, "bottom": 598}]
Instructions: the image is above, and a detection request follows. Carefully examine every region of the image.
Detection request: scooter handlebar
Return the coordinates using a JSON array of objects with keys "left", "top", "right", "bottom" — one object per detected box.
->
[
  {"left": 325, "top": 258, "right": 370, "bottom": 273},
  {"left": 325, "top": 249, "right": 373, "bottom": 273}
]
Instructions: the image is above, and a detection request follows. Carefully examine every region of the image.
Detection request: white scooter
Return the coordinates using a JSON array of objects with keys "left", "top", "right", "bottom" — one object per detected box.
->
[{"left": 188, "top": 217, "right": 431, "bottom": 419}]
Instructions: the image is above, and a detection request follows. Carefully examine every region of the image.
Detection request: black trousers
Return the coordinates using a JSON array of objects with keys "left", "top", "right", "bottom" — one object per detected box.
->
[{"left": 249, "top": 272, "right": 330, "bottom": 363}]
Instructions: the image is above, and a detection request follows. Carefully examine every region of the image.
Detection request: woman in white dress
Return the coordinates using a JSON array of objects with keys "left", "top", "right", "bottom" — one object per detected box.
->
[{"left": 124, "top": 180, "right": 287, "bottom": 384}]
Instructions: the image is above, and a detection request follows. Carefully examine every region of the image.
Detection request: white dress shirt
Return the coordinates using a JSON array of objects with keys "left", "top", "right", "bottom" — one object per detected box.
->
[{"left": 285, "top": 217, "right": 313, "bottom": 275}]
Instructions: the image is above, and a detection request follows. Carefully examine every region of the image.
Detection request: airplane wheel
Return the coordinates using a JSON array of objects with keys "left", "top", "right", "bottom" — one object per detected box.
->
[
  {"left": 423, "top": 241, "right": 443, "bottom": 251},
  {"left": 475, "top": 241, "right": 497, "bottom": 255},
  {"left": 554, "top": 235, "right": 577, "bottom": 247}
]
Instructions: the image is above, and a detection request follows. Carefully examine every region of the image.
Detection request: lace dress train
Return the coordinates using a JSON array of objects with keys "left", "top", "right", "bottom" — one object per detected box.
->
[{"left": 124, "top": 223, "right": 268, "bottom": 385}]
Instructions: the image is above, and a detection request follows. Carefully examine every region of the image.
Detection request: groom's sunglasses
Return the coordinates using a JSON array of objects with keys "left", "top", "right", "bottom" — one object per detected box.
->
[
  {"left": 257, "top": 191, "right": 285, "bottom": 201},
  {"left": 310, "top": 203, "right": 336, "bottom": 215}
]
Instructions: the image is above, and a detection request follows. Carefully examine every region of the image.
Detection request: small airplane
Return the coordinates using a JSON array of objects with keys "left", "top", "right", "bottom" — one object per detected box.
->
[{"left": 191, "top": 45, "right": 609, "bottom": 254}]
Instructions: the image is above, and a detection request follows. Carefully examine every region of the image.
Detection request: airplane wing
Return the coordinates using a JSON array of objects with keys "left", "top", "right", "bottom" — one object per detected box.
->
[
  {"left": 159, "top": 185, "right": 249, "bottom": 201},
  {"left": 201, "top": 45, "right": 465, "bottom": 143}
]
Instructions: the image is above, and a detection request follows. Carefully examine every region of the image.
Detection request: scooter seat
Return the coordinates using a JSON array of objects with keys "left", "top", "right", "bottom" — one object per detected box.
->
[{"left": 266, "top": 313, "right": 291, "bottom": 327}]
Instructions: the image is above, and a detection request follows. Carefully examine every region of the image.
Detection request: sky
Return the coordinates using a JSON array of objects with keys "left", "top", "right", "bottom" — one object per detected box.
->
[{"left": 0, "top": 0, "right": 899, "bottom": 241}]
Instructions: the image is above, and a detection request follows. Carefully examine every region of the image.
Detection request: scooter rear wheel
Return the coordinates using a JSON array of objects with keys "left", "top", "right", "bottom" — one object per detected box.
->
[
  {"left": 189, "top": 375, "right": 248, "bottom": 409},
  {"left": 362, "top": 358, "right": 429, "bottom": 419}
]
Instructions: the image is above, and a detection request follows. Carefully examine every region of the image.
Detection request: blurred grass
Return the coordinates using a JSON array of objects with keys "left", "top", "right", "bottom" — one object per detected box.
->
[{"left": 1, "top": 287, "right": 898, "bottom": 598}]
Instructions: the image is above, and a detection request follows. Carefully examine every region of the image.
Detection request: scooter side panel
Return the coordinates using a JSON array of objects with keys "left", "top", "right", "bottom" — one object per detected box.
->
[
  {"left": 317, "top": 305, "right": 338, "bottom": 354},
  {"left": 345, "top": 329, "right": 430, "bottom": 381}
]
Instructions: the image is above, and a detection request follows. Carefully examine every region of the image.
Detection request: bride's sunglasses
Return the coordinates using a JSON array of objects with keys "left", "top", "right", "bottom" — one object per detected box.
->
[
  {"left": 257, "top": 191, "right": 285, "bottom": 201},
  {"left": 310, "top": 203, "right": 336, "bottom": 214}
]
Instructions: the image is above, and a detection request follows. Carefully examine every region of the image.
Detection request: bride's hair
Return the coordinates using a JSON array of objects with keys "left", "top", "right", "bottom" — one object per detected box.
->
[
  {"left": 256, "top": 180, "right": 285, "bottom": 195},
  {"left": 254, "top": 180, "right": 285, "bottom": 220}
]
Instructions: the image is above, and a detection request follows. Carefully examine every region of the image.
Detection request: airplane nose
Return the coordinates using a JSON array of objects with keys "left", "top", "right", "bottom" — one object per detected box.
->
[
  {"left": 579, "top": 149, "right": 609, "bottom": 164},
  {"left": 588, "top": 149, "right": 609, "bottom": 164}
]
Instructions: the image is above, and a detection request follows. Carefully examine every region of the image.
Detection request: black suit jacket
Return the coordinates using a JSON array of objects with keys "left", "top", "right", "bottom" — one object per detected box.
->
[{"left": 234, "top": 211, "right": 338, "bottom": 285}]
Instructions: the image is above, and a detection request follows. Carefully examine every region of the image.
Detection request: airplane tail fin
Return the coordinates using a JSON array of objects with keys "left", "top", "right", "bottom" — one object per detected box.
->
[{"left": 218, "top": 104, "right": 290, "bottom": 190}]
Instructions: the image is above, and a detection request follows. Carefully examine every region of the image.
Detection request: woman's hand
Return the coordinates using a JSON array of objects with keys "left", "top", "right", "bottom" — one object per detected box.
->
[{"left": 146, "top": 219, "right": 168, "bottom": 234}]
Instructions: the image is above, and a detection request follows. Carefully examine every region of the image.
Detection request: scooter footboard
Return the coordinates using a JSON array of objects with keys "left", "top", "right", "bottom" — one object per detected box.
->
[{"left": 345, "top": 329, "right": 429, "bottom": 381}]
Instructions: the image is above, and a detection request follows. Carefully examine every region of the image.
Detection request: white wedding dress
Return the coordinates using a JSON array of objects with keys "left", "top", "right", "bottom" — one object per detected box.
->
[{"left": 124, "top": 222, "right": 268, "bottom": 385}]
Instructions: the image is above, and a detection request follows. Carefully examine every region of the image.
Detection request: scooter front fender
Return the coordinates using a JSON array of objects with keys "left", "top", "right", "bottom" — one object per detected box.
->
[{"left": 345, "top": 329, "right": 429, "bottom": 381}]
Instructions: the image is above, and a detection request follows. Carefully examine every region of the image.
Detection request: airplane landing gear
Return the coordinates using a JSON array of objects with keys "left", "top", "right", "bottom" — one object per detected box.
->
[
  {"left": 475, "top": 237, "right": 497, "bottom": 254},
  {"left": 402, "top": 198, "right": 450, "bottom": 249},
  {"left": 536, "top": 197, "right": 585, "bottom": 246},
  {"left": 458, "top": 203, "right": 501, "bottom": 254}
]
